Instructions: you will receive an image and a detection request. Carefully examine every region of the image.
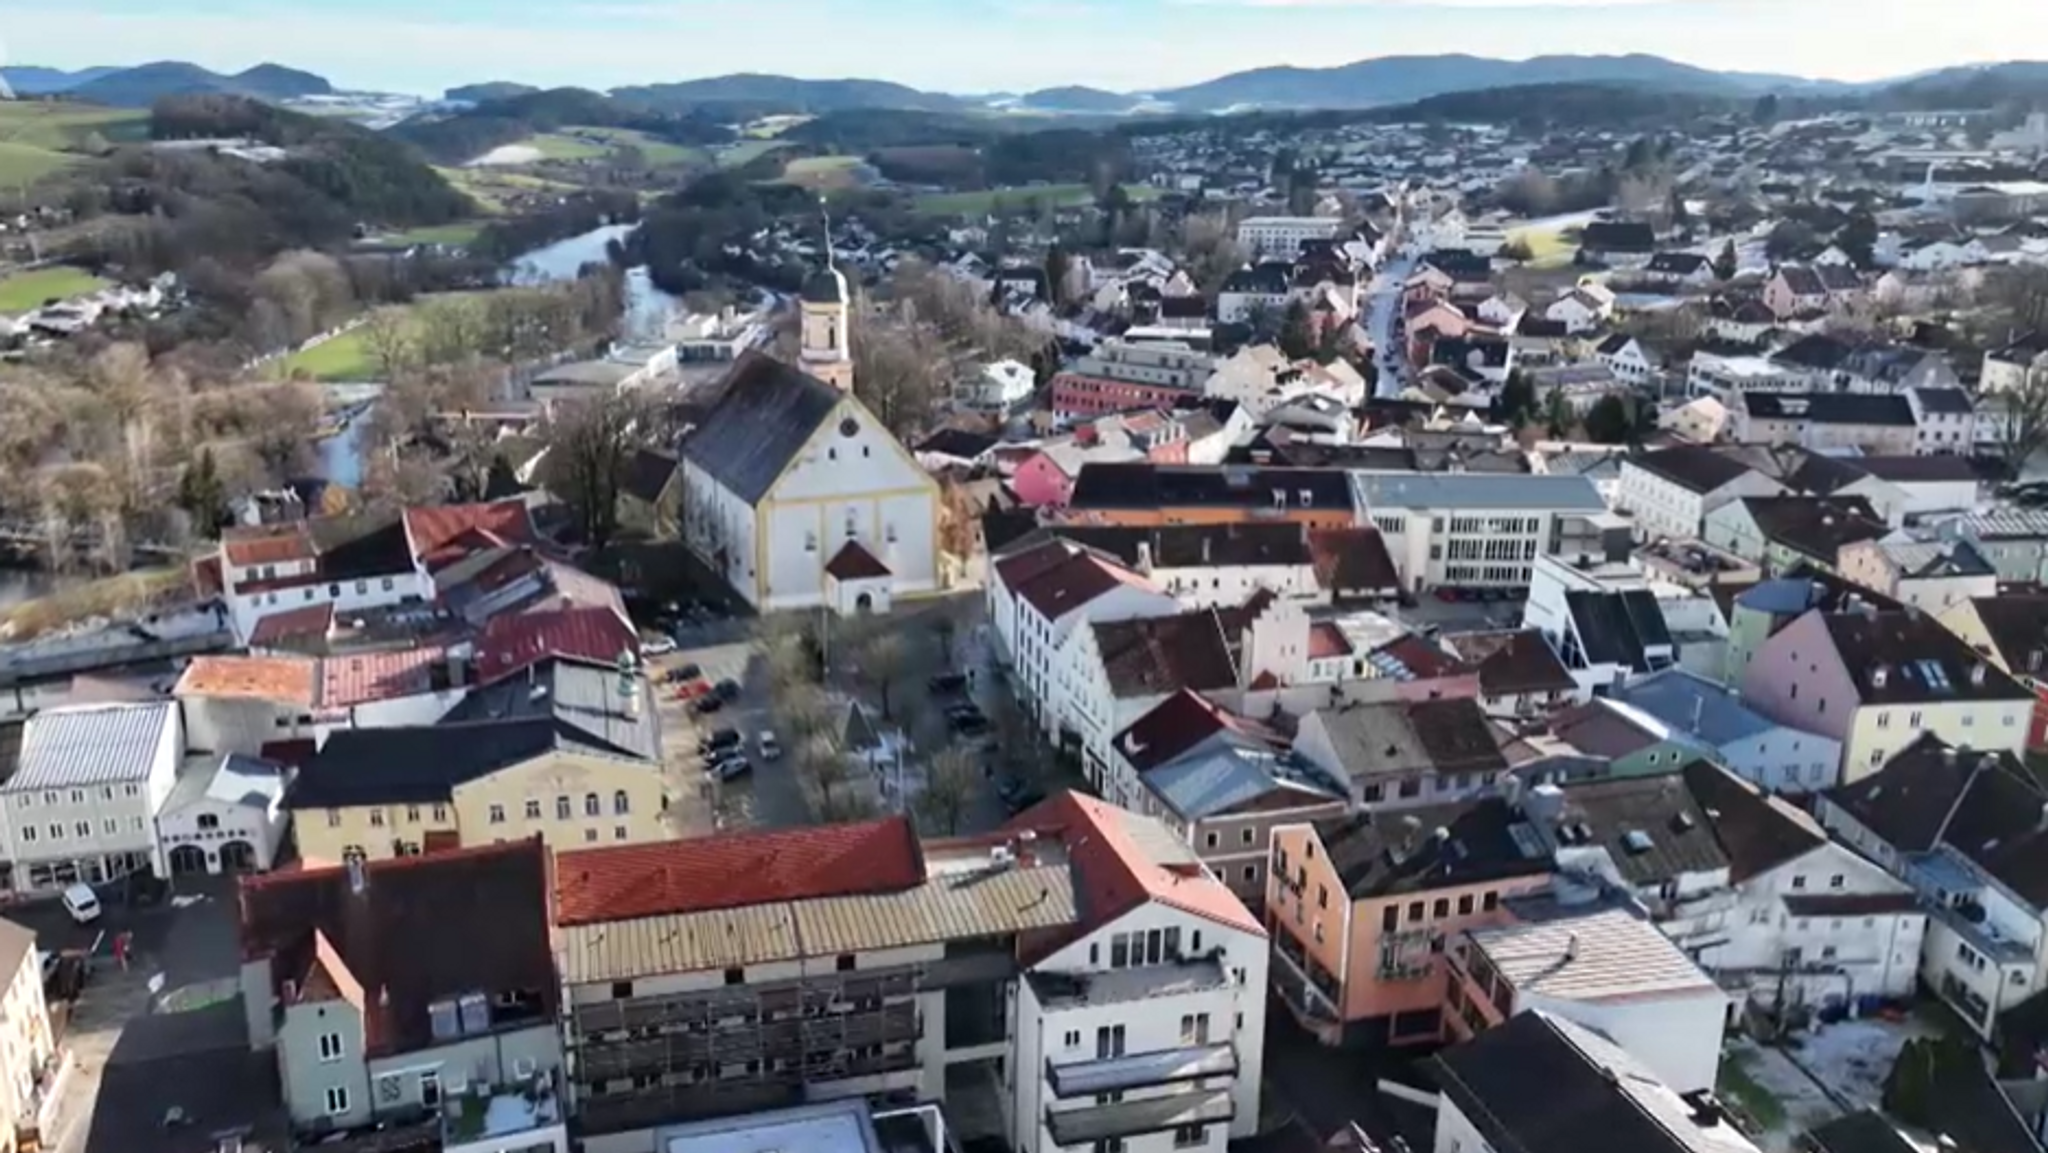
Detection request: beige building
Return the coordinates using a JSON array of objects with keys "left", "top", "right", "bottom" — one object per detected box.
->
[
  {"left": 0, "top": 919, "right": 54, "bottom": 1150},
  {"left": 285, "top": 658, "right": 670, "bottom": 864}
]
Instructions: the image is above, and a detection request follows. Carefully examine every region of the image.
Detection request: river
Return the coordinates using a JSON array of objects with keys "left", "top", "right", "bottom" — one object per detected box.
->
[{"left": 316, "top": 223, "right": 681, "bottom": 489}]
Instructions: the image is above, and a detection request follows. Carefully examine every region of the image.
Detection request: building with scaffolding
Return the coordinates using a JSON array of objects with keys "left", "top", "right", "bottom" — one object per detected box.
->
[{"left": 554, "top": 796, "right": 1269, "bottom": 1153}]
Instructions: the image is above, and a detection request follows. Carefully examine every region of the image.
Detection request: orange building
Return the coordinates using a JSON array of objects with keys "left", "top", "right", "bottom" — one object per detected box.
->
[
  {"left": 1059, "top": 463, "right": 1358, "bottom": 529},
  {"left": 1266, "top": 797, "right": 1553, "bottom": 1048}
]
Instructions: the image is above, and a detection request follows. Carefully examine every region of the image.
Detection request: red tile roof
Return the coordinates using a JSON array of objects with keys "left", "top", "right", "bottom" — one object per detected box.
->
[
  {"left": 995, "top": 539, "right": 1081, "bottom": 593},
  {"left": 1015, "top": 551, "right": 1156, "bottom": 620},
  {"left": 403, "top": 501, "right": 538, "bottom": 572},
  {"left": 248, "top": 602, "right": 335, "bottom": 648},
  {"left": 1374, "top": 634, "right": 1465, "bottom": 679},
  {"left": 1005, "top": 791, "right": 1262, "bottom": 963},
  {"left": 177, "top": 655, "right": 319, "bottom": 705},
  {"left": 1308, "top": 622, "right": 1353, "bottom": 660},
  {"left": 553, "top": 816, "right": 924, "bottom": 926},
  {"left": 477, "top": 605, "right": 638, "bottom": 684},
  {"left": 223, "top": 523, "right": 316, "bottom": 568},
  {"left": 826, "top": 540, "right": 892, "bottom": 581}
]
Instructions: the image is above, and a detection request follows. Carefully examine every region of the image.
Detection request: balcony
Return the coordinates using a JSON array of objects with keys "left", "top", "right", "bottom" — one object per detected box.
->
[
  {"left": 290, "top": 1118, "right": 439, "bottom": 1153},
  {"left": 440, "top": 1077, "right": 567, "bottom": 1153},
  {"left": 574, "top": 1001, "right": 923, "bottom": 1081},
  {"left": 1046, "top": 1089, "right": 1236, "bottom": 1145},
  {"left": 1045, "top": 1044, "right": 1237, "bottom": 1099}
]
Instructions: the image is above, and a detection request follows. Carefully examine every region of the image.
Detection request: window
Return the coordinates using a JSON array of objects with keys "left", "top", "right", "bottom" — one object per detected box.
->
[
  {"left": 614, "top": 826, "right": 628, "bottom": 841},
  {"left": 1482, "top": 891, "right": 1499, "bottom": 912},
  {"left": 584, "top": 793, "right": 600, "bottom": 817},
  {"left": 488, "top": 804, "right": 506, "bottom": 825},
  {"left": 1458, "top": 894, "right": 1474, "bottom": 916},
  {"left": 836, "top": 954, "right": 857, "bottom": 972},
  {"left": 1317, "top": 884, "right": 1328, "bottom": 910},
  {"left": 1433, "top": 897, "right": 1450, "bottom": 918},
  {"left": 1063, "top": 1030, "right": 1081, "bottom": 1049},
  {"left": 1205, "top": 831, "right": 1219, "bottom": 849},
  {"left": 556, "top": 796, "right": 571, "bottom": 820},
  {"left": 102, "top": 818, "right": 117, "bottom": 834},
  {"left": 1791, "top": 875, "right": 1807, "bottom": 890},
  {"left": 525, "top": 799, "right": 541, "bottom": 820},
  {"left": 324, "top": 1086, "right": 350, "bottom": 1115},
  {"left": 1407, "top": 900, "right": 1424, "bottom": 924},
  {"left": 69, "top": 789, "right": 83, "bottom": 804},
  {"left": 614, "top": 790, "right": 630, "bottom": 815},
  {"left": 317, "top": 1031, "right": 345, "bottom": 1062},
  {"left": 1173, "top": 1126, "right": 1208, "bottom": 1149},
  {"left": 366, "top": 808, "right": 387, "bottom": 828},
  {"left": 45, "top": 824, "right": 60, "bottom": 842},
  {"left": 19, "top": 826, "right": 34, "bottom": 844},
  {"left": 1180, "top": 1013, "right": 1210, "bottom": 1044},
  {"left": 73, "top": 821, "right": 88, "bottom": 838},
  {"left": 431, "top": 804, "right": 447, "bottom": 822},
  {"left": 197, "top": 814, "right": 220, "bottom": 831},
  {"left": 1095, "top": 1025, "right": 1126, "bottom": 1058},
  {"left": 1110, "top": 934, "right": 1129, "bottom": 968},
  {"left": 1829, "top": 875, "right": 1845, "bottom": 889},
  {"left": 724, "top": 967, "right": 745, "bottom": 985},
  {"left": 585, "top": 828, "right": 598, "bottom": 843}
]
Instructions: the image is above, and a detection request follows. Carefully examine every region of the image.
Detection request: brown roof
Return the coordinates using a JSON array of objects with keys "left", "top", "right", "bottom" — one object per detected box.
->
[
  {"left": 402, "top": 501, "right": 539, "bottom": 572},
  {"left": 553, "top": 816, "right": 924, "bottom": 926},
  {"left": 1679, "top": 759, "right": 1825, "bottom": 882},
  {"left": 1308, "top": 527, "right": 1401, "bottom": 593},
  {"left": 1113, "top": 689, "right": 1279, "bottom": 773},
  {"left": 247, "top": 603, "right": 336, "bottom": 649},
  {"left": 1821, "top": 609, "right": 2031, "bottom": 705},
  {"left": 825, "top": 540, "right": 892, "bottom": 581},
  {"left": 174, "top": 655, "right": 318, "bottom": 706},
  {"left": 1960, "top": 595, "right": 2048, "bottom": 676},
  {"left": 1446, "top": 629, "right": 1580, "bottom": 697},
  {"left": 1015, "top": 551, "right": 1155, "bottom": 620},
  {"left": 1550, "top": 701, "right": 1661, "bottom": 759},
  {"left": 1094, "top": 609, "right": 1241, "bottom": 698},
  {"left": 222, "top": 523, "right": 316, "bottom": 568},
  {"left": 237, "top": 839, "right": 556, "bottom": 1058}
]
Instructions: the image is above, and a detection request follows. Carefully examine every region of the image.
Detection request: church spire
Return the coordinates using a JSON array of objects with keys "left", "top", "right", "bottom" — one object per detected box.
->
[{"left": 799, "top": 194, "right": 853, "bottom": 393}]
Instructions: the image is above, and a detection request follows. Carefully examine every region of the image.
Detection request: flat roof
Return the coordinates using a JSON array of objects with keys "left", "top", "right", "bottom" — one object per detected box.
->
[
  {"left": 1467, "top": 903, "right": 1717, "bottom": 1003},
  {"left": 661, "top": 1100, "right": 877, "bottom": 1153},
  {"left": 1352, "top": 472, "right": 1607, "bottom": 513}
]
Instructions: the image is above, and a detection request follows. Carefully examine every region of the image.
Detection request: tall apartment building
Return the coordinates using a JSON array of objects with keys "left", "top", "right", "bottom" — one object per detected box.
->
[
  {"left": 554, "top": 800, "right": 1269, "bottom": 1153},
  {"left": 1051, "top": 338, "right": 1216, "bottom": 420},
  {"left": 1351, "top": 474, "right": 1623, "bottom": 595}
]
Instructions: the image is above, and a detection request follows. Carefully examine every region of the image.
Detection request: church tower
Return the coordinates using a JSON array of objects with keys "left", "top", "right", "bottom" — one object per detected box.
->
[{"left": 799, "top": 205, "right": 854, "bottom": 393}]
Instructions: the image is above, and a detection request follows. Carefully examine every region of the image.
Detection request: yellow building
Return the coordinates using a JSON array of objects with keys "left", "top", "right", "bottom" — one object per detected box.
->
[{"left": 287, "top": 658, "right": 673, "bottom": 863}]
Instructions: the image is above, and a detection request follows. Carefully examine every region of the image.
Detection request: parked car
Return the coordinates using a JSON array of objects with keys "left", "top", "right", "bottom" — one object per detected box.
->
[
  {"left": 712, "top": 757, "right": 752, "bottom": 782},
  {"left": 713, "top": 678, "right": 742, "bottom": 701},
  {"left": 670, "top": 662, "right": 703, "bottom": 683},
  {"left": 927, "top": 672, "right": 968, "bottom": 694},
  {"left": 699, "top": 728, "right": 741, "bottom": 754},
  {"left": 999, "top": 781, "right": 1045, "bottom": 814},
  {"left": 758, "top": 730, "right": 782, "bottom": 760},
  {"left": 640, "top": 635, "right": 677, "bottom": 657},
  {"left": 62, "top": 884, "right": 100, "bottom": 924},
  {"left": 693, "top": 695, "right": 726, "bottom": 716},
  {"left": 950, "top": 710, "right": 990, "bottom": 735}
]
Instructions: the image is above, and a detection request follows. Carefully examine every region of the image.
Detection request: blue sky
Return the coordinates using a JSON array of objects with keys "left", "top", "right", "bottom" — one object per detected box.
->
[{"left": 7, "top": 0, "right": 2043, "bottom": 96}]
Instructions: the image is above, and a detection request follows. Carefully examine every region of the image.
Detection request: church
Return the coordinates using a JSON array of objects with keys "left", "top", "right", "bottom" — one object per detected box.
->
[{"left": 678, "top": 254, "right": 942, "bottom": 614}]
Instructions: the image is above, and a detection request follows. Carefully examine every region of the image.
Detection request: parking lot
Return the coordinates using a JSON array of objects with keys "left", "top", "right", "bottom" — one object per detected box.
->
[{"left": 6, "top": 877, "right": 251, "bottom": 1153}]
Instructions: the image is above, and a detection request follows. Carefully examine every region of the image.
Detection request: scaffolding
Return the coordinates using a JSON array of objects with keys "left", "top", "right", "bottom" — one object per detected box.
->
[{"left": 568, "top": 966, "right": 927, "bottom": 1133}]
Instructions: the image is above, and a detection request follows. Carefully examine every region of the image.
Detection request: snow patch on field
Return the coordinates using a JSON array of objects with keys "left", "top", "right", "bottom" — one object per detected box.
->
[{"left": 468, "top": 144, "right": 544, "bottom": 167}]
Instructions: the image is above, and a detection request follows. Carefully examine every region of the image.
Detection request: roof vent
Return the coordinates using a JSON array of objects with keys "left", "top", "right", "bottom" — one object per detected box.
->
[
  {"left": 1623, "top": 829, "right": 1655, "bottom": 854},
  {"left": 1871, "top": 665, "right": 1889, "bottom": 690},
  {"left": 1672, "top": 811, "right": 1696, "bottom": 833},
  {"left": 1971, "top": 663, "right": 1988, "bottom": 687}
]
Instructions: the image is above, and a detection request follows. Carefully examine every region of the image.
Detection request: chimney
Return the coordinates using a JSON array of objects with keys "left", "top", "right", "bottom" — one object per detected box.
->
[
  {"left": 618, "top": 650, "right": 643, "bottom": 720},
  {"left": 1526, "top": 782, "right": 1566, "bottom": 827},
  {"left": 1971, "top": 663, "right": 1988, "bottom": 688},
  {"left": 1202, "top": 534, "right": 1213, "bottom": 565},
  {"left": 1137, "top": 541, "right": 1153, "bottom": 573},
  {"left": 1871, "top": 665, "right": 1890, "bottom": 690}
]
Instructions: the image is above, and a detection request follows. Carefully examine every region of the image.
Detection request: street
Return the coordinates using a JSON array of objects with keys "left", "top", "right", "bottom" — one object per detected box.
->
[
  {"left": 1367, "top": 248, "right": 1418, "bottom": 399},
  {"left": 1260, "top": 1001, "right": 1439, "bottom": 1153}
]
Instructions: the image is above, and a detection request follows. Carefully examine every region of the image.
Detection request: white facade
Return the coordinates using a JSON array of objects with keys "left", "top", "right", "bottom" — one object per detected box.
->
[
  {"left": 1010, "top": 907, "right": 1268, "bottom": 1153},
  {"left": 0, "top": 702, "right": 182, "bottom": 893},
  {"left": 962, "top": 359, "right": 1039, "bottom": 410},
  {"left": 223, "top": 563, "right": 427, "bottom": 646},
  {"left": 155, "top": 754, "right": 290, "bottom": 876},
  {"left": 1614, "top": 460, "right": 1785, "bottom": 544},
  {"left": 1598, "top": 338, "right": 1653, "bottom": 385},
  {"left": 1236, "top": 216, "right": 1343, "bottom": 259}
]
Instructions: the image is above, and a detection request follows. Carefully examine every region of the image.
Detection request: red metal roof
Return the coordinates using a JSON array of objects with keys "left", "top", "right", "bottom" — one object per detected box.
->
[
  {"left": 403, "top": 501, "right": 538, "bottom": 572},
  {"left": 553, "top": 816, "right": 923, "bottom": 926},
  {"left": 223, "top": 523, "right": 316, "bottom": 567},
  {"left": 319, "top": 647, "right": 446, "bottom": 708},
  {"left": 1308, "top": 622, "right": 1354, "bottom": 660},
  {"left": 476, "top": 605, "right": 637, "bottom": 684},
  {"left": 249, "top": 603, "right": 336, "bottom": 648}
]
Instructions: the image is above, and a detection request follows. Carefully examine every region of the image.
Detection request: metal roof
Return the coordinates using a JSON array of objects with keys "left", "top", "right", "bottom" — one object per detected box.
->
[
  {"left": 557, "top": 862, "right": 1077, "bottom": 985},
  {"left": 9, "top": 702, "right": 175, "bottom": 791},
  {"left": 1351, "top": 472, "right": 1606, "bottom": 512},
  {"left": 1609, "top": 668, "right": 1777, "bottom": 748},
  {"left": 1466, "top": 902, "right": 1716, "bottom": 1003}
]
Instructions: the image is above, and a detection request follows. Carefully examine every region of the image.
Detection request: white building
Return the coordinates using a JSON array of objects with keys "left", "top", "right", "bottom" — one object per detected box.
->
[
  {"left": 1236, "top": 216, "right": 1343, "bottom": 259},
  {"left": 156, "top": 752, "right": 290, "bottom": 876},
  {"left": 1352, "top": 473, "right": 1618, "bottom": 594},
  {"left": 1593, "top": 335, "right": 1653, "bottom": 385},
  {"left": 680, "top": 348, "right": 941, "bottom": 615},
  {"left": 986, "top": 539, "right": 1178, "bottom": 725},
  {"left": 0, "top": 702, "right": 181, "bottom": 894},
  {"left": 1011, "top": 793, "right": 1268, "bottom": 1153},
  {"left": 960, "top": 359, "right": 1039, "bottom": 411},
  {"left": 1616, "top": 446, "right": 1787, "bottom": 543},
  {"left": 1448, "top": 900, "right": 1727, "bottom": 1093},
  {"left": 1687, "top": 351, "right": 1802, "bottom": 399}
]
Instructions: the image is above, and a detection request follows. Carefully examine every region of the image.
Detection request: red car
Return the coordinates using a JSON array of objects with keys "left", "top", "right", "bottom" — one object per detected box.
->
[{"left": 672, "top": 679, "right": 711, "bottom": 701}]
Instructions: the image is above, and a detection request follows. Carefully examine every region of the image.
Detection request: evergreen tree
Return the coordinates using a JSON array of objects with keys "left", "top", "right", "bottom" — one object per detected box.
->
[
  {"left": 1494, "top": 370, "right": 1536, "bottom": 426},
  {"left": 1278, "top": 301, "right": 1316, "bottom": 361},
  {"left": 178, "top": 448, "right": 227, "bottom": 536},
  {"left": 1043, "top": 245, "right": 1073, "bottom": 309},
  {"left": 1712, "top": 239, "right": 1738, "bottom": 282},
  {"left": 1584, "top": 394, "right": 1634, "bottom": 444},
  {"left": 1836, "top": 210, "right": 1878, "bottom": 269},
  {"left": 1752, "top": 92, "right": 1780, "bottom": 126},
  {"left": 1667, "top": 188, "right": 1691, "bottom": 231}
]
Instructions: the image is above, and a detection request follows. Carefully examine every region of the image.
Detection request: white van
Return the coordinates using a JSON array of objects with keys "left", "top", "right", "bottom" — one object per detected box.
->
[{"left": 61, "top": 884, "right": 101, "bottom": 924}]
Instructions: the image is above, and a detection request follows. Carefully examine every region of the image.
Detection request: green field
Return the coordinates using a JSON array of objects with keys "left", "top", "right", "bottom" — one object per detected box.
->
[
  {"left": 386, "top": 222, "right": 486, "bottom": 247},
  {"left": 718, "top": 139, "right": 793, "bottom": 169},
  {"left": 281, "top": 293, "right": 487, "bottom": 381},
  {"left": 913, "top": 183, "right": 1161, "bottom": 216},
  {"left": 434, "top": 165, "right": 585, "bottom": 214},
  {"left": 0, "top": 266, "right": 110, "bottom": 314},
  {"left": 524, "top": 132, "right": 611, "bottom": 161},
  {"left": 0, "top": 102, "right": 148, "bottom": 190},
  {"left": 567, "top": 127, "right": 708, "bottom": 167},
  {"left": 1507, "top": 224, "right": 1579, "bottom": 268},
  {"left": 778, "top": 154, "right": 868, "bottom": 190}
]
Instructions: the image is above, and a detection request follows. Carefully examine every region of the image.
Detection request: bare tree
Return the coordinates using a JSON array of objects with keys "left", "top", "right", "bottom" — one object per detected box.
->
[
  {"left": 759, "top": 614, "right": 821, "bottom": 692},
  {"left": 797, "top": 731, "right": 874, "bottom": 822},
  {"left": 537, "top": 392, "right": 656, "bottom": 553},
  {"left": 1995, "top": 364, "right": 2048, "bottom": 476},
  {"left": 855, "top": 628, "right": 910, "bottom": 720},
  {"left": 917, "top": 742, "right": 980, "bottom": 835},
  {"left": 359, "top": 308, "right": 417, "bottom": 382}
]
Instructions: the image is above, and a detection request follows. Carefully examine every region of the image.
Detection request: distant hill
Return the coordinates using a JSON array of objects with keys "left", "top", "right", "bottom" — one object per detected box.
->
[
  {"left": 64, "top": 61, "right": 334, "bottom": 107},
  {"left": 1, "top": 66, "right": 123, "bottom": 95},
  {"left": 1866, "top": 62, "right": 2048, "bottom": 111},
  {"left": 1151, "top": 53, "right": 1799, "bottom": 111},
  {"left": 445, "top": 81, "right": 541, "bottom": 105},
  {"left": 390, "top": 87, "right": 733, "bottom": 164},
  {"left": 610, "top": 73, "right": 965, "bottom": 114},
  {"left": 1018, "top": 86, "right": 1133, "bottom": 114}
]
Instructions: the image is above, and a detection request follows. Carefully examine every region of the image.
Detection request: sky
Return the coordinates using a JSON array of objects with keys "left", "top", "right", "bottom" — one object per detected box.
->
[{"left": 6, "top": 0, "right": 2046, "bottom": 97}]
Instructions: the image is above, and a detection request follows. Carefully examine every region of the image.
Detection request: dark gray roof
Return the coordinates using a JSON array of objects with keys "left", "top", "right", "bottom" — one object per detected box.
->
[
  {"left": 1741, "top": 391, "right": 1916, "bottom": 427},
  {"left": 802, "top": 266, "right": 848, "bottom": 305},
  {"left": 1432, "top": 1012, "right": 1739, "bottom": 1153},
  {"left": 1911, "top": 387, "right": 1975, "bottom": 415},
  {"left": 681, "top": 352, "right": 845, "bottom": 503},
  {"left": 622, "top": 448, "right": 679, "bottom": 505},
  {"left": 1051, "top": 523, "right": 1311, "bottom": 569},
  {"left": 1317, "top": 797, "right": 1551, "bottom": 899},
  {"left": 443, "top": 658, "right": 661, "bottom": 761},
  {"left": 1629, "top": 445, "right": 1759, "bottom": 495},
  {"left": 1579, "top": 221, "right": 1656, "bottom": 253},
  {"left": 1565, "top": 589, "right": 1672, "bottom": 671}
]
